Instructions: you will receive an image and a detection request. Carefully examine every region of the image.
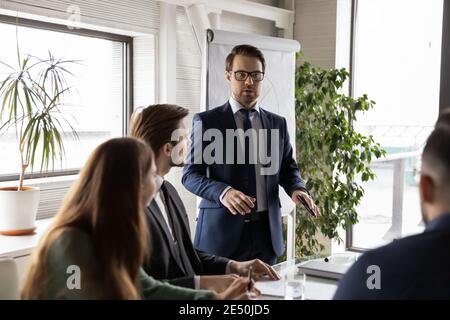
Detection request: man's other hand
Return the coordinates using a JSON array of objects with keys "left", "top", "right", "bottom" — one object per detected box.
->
[
  {"left": 222, "top": 188, "right": 256, "bottom": 215},
  {"left": 292, "top": 189, "right": 321, "bottom": 217}
]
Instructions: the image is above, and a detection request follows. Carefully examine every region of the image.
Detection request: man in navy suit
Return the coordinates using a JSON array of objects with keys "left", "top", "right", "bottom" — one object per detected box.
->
[
  {"left": 182, "top": 45, "right": 320, "bottom": 265},
  {"left": 334, "top": 122, "right": 450, "bottom": 299}
]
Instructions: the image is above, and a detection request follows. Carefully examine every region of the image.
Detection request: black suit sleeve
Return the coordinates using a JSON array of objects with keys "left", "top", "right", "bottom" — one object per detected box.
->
[
  {"left": 142, "top": 258, "right": 196, "bottom": 289},
  {"left": 165, "top": 276, "right": 196, "bottom": 289},
  {"left": 161, "top": 252, "right": 229, "bottom": 288},
  {"left": 196, "top": 249, "right": 230, "bottom": 275}
]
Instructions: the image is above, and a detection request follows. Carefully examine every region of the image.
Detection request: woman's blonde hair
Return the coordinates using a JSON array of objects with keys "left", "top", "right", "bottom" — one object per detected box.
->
[{"left": 21, "top": 137, "right": 154, "bottom": 299}]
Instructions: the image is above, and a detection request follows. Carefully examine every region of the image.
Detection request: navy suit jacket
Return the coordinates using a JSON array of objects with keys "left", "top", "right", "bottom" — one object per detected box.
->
[
  {"left": 182, "top": 102, "right": 306, "bottom": 258},
  {"left": 334, "top": 213, "right": 450, "bottom": 300}
]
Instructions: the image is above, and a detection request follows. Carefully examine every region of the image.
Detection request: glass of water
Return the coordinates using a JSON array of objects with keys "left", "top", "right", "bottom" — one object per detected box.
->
[{"left": 284, "top": 272, "right": 306, "bottom": 300}]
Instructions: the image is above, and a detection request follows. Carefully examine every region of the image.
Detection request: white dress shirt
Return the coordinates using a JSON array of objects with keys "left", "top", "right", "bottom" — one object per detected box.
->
[{"left": 154, "top": 175, "right": 174, "bottom": 240}]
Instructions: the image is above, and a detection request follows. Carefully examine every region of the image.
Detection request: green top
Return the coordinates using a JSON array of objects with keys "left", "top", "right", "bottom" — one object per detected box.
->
[{"left": 44, "top": 227, "right": 215, "bottom": 300}]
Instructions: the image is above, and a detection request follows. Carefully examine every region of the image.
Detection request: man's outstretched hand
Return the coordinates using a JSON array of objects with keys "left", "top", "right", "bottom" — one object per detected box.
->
[{"left": 229, "top": 259, "right": 281, "bottom": 281}]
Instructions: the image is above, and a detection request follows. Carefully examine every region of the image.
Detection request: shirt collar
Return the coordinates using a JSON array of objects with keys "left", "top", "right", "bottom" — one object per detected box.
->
[
  {"left": 155, "top": 175, "right": 164, "bottom": 193},
  {"left": 425, "top": 213, "right": 450, "bottom": 233},
  {"left": 229, "top": 96, "right": 260, "bottom": 115}
]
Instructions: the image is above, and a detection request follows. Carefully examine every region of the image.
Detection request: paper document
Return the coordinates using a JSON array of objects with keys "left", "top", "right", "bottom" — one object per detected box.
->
[{"left": 255, "top": 279, "right": 285, "bottom": 297}]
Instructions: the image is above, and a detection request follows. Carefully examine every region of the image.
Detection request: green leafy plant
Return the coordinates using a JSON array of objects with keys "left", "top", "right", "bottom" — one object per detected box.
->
[
  {"left": 294, "top": 58, "right": 386, "bottom": 256},
  {"left": 0, "top": 26, "right": 78, "bottom": 190}
]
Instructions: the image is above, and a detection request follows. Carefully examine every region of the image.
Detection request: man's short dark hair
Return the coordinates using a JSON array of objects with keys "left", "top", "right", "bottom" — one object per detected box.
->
[
  {"left": 422, "top": 125, "right": 450, "bottom": 189},
  {"left": 225, "top": 44, "right": 266, "bottom": 72},
  {"left": 129, "top": 104, "right": 189, "bottom": 155}
]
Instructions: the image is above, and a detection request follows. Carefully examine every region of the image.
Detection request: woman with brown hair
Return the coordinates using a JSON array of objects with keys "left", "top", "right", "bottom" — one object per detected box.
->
[{"left": 21, "top": 137, "right": 252, "bottom": 299}]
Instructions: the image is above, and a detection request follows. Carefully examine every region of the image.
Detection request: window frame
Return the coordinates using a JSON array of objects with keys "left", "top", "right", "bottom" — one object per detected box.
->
[
  {"left": 345, "top": 0, "right": 448, "bottom": 252},
  {"left": 346, "top": 0, "right": 364, "bottom": 252},
  {"left": 440, "top": 0, "right": 450, "bottom": 112},
  {"left": 0, "top": 14, "right": 134, "bottom": 182}
]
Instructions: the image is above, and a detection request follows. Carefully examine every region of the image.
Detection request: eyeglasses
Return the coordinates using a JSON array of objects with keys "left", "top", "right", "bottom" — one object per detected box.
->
[{"left": 232, "top": 71, "right": 265, "bottom": 82}]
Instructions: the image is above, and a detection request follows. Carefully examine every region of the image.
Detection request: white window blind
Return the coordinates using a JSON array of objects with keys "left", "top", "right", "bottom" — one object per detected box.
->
[
  {"left": 134, "top": 35, "right": 157, "bottom": 109},
  {"left": 0, "top": 0, "right": 160, "bottom": 34}
]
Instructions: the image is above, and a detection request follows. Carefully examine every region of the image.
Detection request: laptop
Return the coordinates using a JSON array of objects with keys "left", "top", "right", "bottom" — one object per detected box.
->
[{"left": 297, "top": 257, "right": 355, "bottom": 280}]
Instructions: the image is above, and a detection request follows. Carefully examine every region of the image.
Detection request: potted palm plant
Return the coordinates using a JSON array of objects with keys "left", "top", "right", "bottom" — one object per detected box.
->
[{"left": 0, "top": 31, "right": 78, "bottom": 235}]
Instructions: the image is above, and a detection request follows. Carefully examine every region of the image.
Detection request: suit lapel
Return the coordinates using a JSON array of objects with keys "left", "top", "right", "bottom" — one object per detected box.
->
[
  {"left": 166, "top": 192, "right": 192, "bottom": 238},
  {"left": 164, "top": 191, "right": 197, "bottom": 276},
  {"left": 147, "top": 201, "right": 187, "bottom": 274},
  {"left": 259, "top": 107, "right": 272, "bottom": 158},
  {"left": 164, "top": 183, "right": 205, "bottom": 275},
  {"left": 220, "top": 102, "right": 237, "bottom": 131},
  {"left": 259, "top": 108, "right": 275, "bottom": 203}
]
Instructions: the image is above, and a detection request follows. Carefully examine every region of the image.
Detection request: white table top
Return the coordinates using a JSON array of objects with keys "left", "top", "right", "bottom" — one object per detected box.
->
[
  {"left": 257, "top": 258, "right": 339, "bottom": 300},
  {"left": 0, "top": 218, "right": 53, "bottom": 258}
]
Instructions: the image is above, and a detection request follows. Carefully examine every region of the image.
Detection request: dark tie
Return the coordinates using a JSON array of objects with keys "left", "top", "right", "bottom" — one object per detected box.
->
[{"left": 239, "top": 109, "right": 257, "bottom": 215}]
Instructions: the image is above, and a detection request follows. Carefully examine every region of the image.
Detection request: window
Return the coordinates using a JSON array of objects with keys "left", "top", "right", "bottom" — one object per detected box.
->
[
  {"left": 0, "top": 17, "right": 133, "bottom": 181},
  {"left": 348, "top": 0, "right": 444, "bottom": 250}
]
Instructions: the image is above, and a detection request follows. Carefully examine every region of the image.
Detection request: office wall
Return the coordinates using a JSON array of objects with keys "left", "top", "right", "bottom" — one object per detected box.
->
[
  {"left": 167, "top": 2, "right": 281, "bottom": 236},
  {"left": 165, "top": 6, "right": 201, "bottom": 232},
  {"left": 220, "top": 11, "right": 277, "bottom": 37},
  {"left": 294, "top": 0, "right": 338, "bottom": 69},
  {"left": 221, "top": 0, "right": 278, "bottom": 37}
]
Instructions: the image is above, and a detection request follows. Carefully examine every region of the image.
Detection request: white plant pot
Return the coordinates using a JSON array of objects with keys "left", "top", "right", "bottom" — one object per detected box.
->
[{"left": 0, "top": 186, "right": 40, "bottom": 236}]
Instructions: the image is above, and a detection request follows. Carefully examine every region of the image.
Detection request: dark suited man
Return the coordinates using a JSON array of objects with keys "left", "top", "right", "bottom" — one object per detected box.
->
[
  {"left": 182, "top": 45, "right": 320, "bottom": 265},
  {"left": 129, "top": 104, "right": 279, "bottom": 292},
  {"left": 334, "top": 123, "right": 450, "bottom": 299}
]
